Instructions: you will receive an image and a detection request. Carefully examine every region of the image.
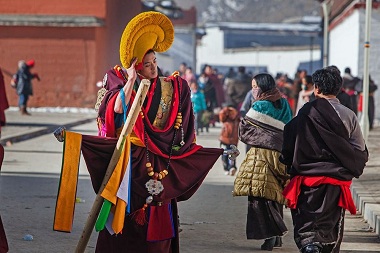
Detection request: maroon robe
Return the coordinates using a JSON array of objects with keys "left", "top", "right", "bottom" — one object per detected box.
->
[
  {"left": 0, "top": 144, "right": 8, "bottom": 253},
  {"left": 85, "top": 69, "right": 223, "bottom": 253},
  {"left": 0, "top": 215, "right": 7, "bottom": 253},
  {"left": 0, "top": 68, "right": 9, "bottom": 126}
]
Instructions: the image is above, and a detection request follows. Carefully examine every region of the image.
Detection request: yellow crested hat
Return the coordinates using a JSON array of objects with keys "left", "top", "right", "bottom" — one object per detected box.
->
[{"left": 120, "top": 11, "right": 174, "bottom": 70}]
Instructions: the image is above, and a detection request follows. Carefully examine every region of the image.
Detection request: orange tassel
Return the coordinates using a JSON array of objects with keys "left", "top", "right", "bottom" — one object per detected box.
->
[{"left": 130, "top": 204, "right": 148, "bottom": 225}]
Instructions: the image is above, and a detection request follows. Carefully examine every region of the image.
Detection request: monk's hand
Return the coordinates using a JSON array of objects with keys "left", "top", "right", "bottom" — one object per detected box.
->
[{"left": 127, "top": 57, "right": 138, "bottom": 82}]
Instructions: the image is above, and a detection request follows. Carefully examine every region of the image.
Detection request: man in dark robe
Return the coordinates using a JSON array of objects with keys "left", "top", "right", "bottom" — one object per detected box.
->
[{"left": 280, "top": 66, "right": 368, "bottom": 253}]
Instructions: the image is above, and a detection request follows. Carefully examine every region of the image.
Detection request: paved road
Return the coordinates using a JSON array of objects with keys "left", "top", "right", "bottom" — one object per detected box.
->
[{"left": 0, "top": 108, "right": 380, "bottom": 252}]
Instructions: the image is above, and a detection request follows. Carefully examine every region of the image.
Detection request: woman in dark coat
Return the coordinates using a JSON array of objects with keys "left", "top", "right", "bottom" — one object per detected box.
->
[{"left": 233, "top": 73, "right": 292, "bottom": 251}]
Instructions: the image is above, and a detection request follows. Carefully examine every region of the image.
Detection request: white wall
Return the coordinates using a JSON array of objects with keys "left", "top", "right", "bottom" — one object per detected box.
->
[
  {"left": 329, "top": 11, "right": 360, "bottom": 76},
  {"left": 156, "top": 53, "right": 175, "bottom": 75},
  {"left": 196, "top": 27, "right": 321, "bottom": 77},
  {"left": 329, "top": 8, "right": 380, "bottom": 122}
]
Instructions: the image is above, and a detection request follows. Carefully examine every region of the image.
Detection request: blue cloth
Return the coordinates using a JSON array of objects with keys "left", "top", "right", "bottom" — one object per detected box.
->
[
  {"left": 252, "top": 98, "right": 292, "bottom": 124},
  {"left": 191, "top": 90, "right": 207, "bottom": 113},
  {"left": 114, "top": 88, "right": 129, "bottom": 129}
]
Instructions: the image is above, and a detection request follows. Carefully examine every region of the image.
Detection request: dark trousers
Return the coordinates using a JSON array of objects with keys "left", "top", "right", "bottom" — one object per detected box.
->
[
  {"left": 220, "top": 143, "right": 236, "bottom": 172},
  {"left": 369, "top": 96, "right": 375, "bottom": 129},
  {"left": 291, "top": 184, "right": 344, "bottom": 253}
]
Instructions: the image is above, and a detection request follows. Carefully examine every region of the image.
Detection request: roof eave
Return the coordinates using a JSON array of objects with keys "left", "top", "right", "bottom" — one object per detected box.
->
[{"left": 0, "top": 14, "right": 105, "bottom": 27}]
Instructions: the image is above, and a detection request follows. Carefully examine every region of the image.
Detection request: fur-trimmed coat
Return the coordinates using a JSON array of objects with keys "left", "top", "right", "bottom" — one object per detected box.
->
[{"left": 218, "top": 106, "right": 240, "bottom": 145}]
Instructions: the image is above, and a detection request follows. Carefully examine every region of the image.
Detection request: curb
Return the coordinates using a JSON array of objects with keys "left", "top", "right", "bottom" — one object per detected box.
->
[
  {"left": 351, "top": 183, "right": 380, "bottom": 236},
  {"left": 0, "top": 118, "right": 95, "bottom": 146}
]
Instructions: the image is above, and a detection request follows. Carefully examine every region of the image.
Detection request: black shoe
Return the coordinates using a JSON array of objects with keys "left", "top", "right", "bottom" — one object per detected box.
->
[
  {"left": 260, "top": 238, "right": 275, "bottom": 251},
  {"left": 302, "top": 244, "right": 322, "bottom": 253},
  {"left": 274, "top": 236, "right": 282, "bottom": 247}
]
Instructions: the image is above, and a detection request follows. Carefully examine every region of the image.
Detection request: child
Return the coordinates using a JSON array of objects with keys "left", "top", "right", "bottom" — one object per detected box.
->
[
  {"left": 190, "top": 81, "right": 207, "bottom": 135},
  {"left": 201, "top": 110, "right": 211, "bottom": 133},
  {"left": 219, "top": 105, "right": 240, "bottom": 175}
]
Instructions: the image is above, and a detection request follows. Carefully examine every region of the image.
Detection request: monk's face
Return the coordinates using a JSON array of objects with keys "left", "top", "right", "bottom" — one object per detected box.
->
[{"left": 139, "top": 51, "right": 158, "bottom": 79}]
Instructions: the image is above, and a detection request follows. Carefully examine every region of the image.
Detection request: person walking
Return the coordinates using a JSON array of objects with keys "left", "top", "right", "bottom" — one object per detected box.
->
[
  {"left": 11, "top": 59, "right": 40, "bottom": 115},
  {"left": 293, "top": 69, "right": 307, "bottom": 111},
  {"left": 356, "top": 75, "right": 378, "bottom": 130},
  {"left": 178, "top": 62, "right": 187, "bottom": 79},
  {"left": 276, "top": 73, "right": 294, "bottom": 113},
  {"left": 201, "top": 64, "right": 225, "bottom": 125},
  {"left": 367, "top": 76, "right": 378, "bottom": 129},
  {"left": 239, "top": 90, "right": 255, "bottom": 153},
  {"left": 218, "top": 105, "right": 239, "bottom": 176},
  {"left": 190, "top": 81, "right": 207, "bottom": 135},
  {"left": 224, "top": 66, "right": 251, "bottom": 110},
  {"left": 233, "top": 73, "right": 292, "bottom": 251},
  {"left": 0, "top": 67, "right": 9, "bottom": 131},
  {"left": 240, "top": 89, "right": 254, "bottom": 117},
  {"left": 183, "top": 66, "right": 196, "bottom": 86},
  {"left": 342, "top": 67, "right": 360, "bottom": 115},
  {"left": 281, "top": 66, "right": 368, "bottom": 253},
  {"left": 295, "top": 75, "right": 314, "bottom": 116}
]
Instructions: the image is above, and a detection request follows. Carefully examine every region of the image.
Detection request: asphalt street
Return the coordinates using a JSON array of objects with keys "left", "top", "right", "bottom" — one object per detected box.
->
[{"left": 0, "top": 108, "right": 380, "bottom": 252}]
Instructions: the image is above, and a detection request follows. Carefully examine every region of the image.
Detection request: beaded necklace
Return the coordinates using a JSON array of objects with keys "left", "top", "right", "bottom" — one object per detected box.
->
[
  {"left": 143, "top": 125, "right": 177, "bottom": 196},
  {"left": 134, "top": 77, "right": 184, "bottom": 222}
]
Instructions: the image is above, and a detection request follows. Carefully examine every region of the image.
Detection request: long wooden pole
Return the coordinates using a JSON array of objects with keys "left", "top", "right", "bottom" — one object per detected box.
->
[{"left": 75, "top": 79, "right": 151, "bottom": 253}]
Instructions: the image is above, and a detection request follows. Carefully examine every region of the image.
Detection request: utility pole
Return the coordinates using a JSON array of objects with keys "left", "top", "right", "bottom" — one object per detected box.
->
[
  {"left": 360, "top": 0, "right": 372, "bottom": 142},
  {"left": 321, "top": 1, "right": 330, "bottom": 67},
  {"left": 250, "top": 41, "right": 261, "bottom": 74}
]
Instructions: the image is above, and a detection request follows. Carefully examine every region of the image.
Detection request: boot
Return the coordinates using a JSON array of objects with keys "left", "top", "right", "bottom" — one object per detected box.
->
[
  {"left": 20, "top": 106, "right": 31, "bottom": 116},
  {"left": 260, "top": 237, "right": 275, "bottom": 251},
  {"left": 301, "top": 243, "right": 322, "bottom": 253},
  {"left": 274, "top": 236, "right": 282, "bottom": 247},
  {"left": 24, "top": 107, "right": 31, "bottom": 116},
  {"left": 20, "top": 106, "right": 27, "bottom": 115}
]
